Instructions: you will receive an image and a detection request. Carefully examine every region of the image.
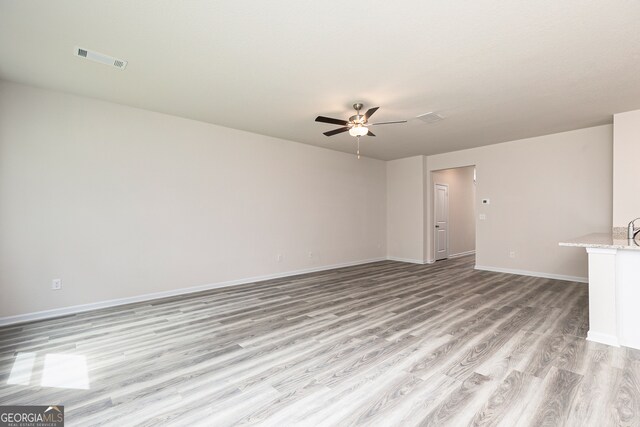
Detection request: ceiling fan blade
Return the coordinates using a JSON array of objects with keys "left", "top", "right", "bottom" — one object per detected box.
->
[
  {"left": 364, "top": 107, "right": 379, "bottom": 120},
  {"left": 316, "top": 116, "right": 349, "bottom": 126},
  {"left": 366, "top": 130, "right": 376, "bottom": 137},
  {"left": 370, "top": 120, "right": 408, "bottom": 126},
  {"left": 323, "top": 127, "right": 350, "bottom": 136}
]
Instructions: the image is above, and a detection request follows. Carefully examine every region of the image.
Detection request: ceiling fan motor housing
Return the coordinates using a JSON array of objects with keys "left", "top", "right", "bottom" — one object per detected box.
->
[{"left": 349, "top": 114, "right": 365, "bottom": 124}]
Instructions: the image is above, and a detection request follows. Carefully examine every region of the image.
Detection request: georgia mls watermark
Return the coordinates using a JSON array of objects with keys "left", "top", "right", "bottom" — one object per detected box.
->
[{"left": 0, "top": 406, "right": 64, "bottom": 427}]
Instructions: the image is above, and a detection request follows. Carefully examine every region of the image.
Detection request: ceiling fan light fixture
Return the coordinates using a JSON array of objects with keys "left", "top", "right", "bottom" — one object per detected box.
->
[{"left": 349, "top": 125, "right": 369, "bottom": 137}]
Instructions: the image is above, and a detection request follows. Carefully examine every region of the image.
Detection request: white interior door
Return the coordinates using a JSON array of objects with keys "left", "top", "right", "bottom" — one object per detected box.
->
[{"left": 435, "top": 183, "right": 449, "bottom": 261}]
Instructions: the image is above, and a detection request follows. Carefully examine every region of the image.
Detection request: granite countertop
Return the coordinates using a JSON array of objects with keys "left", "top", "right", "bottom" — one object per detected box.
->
[{"left": 559, "top": 233, "right": 640, "bottom": 251}]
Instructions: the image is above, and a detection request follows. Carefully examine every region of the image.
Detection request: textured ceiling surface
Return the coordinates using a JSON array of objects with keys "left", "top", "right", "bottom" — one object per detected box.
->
[{"left": 1, "top": 1, "right": 639, "bottom": 160}]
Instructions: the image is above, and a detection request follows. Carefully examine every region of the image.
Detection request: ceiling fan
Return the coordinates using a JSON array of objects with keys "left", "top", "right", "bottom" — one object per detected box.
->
[{"left": 315, "top": 103, "right": 407, "bottom": 138}]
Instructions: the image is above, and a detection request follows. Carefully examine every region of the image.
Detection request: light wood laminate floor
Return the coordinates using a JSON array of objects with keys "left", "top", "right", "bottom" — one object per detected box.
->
[{"left": 1, "top": 256, "right": 639, "bottom": 426}]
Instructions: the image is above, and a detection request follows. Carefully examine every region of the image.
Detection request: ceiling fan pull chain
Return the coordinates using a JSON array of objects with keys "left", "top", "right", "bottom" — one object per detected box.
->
[{"left": 357, "top": 136, "right": 361, "bottom": 159}]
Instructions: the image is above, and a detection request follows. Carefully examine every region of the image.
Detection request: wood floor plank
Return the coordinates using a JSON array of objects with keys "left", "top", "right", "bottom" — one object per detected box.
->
[
  {"left": 417, "top": 371, "right": 494, "bottom": 426},
  {"left": 470, "top": 369, "right": 541, "bottom": 427},
  {"left": 517, "top": 366, "right": 583, "bottom": 427},
  {"left": 608, "top": 350, "right": 640, "bottom": 427}
]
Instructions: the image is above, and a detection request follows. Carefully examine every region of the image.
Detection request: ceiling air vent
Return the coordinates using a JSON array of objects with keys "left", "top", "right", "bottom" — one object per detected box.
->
[
  {"left": 74, "top": 46, "right": 127, "bottom": 70},
  {"left": 416, "top": 112, "right": 443, "bottom": 124}
]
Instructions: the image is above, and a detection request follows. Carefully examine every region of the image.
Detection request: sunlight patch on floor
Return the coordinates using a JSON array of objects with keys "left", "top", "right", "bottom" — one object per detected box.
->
[
  {"left": 6, "top": 352, "right": 91, "bottom": 390},
  {"left": 41, "top": 353, "right": 90, "bottom": 390},
  {"left": 6, "top": 352, "right": 36, "bottom": 385}
]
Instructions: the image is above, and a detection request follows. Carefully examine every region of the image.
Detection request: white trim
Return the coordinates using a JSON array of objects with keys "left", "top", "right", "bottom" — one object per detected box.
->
[
  {"left": 586, "top": 247, "right": 618, "bottom": 255},
  {"left": 448, "top": 250, "right": 476, "bottom": 259},
  {"left": 474, "top": 265, "right": 588, "bottom": 283},
  {"left": 587, "top": 331, "right": 620, "bottom": 347},
  {"left": 0, "top": 257, "right": 386, "bottom": 326},
  {"left": 386, "top": 256, "right": 426, "bottom": 264}
]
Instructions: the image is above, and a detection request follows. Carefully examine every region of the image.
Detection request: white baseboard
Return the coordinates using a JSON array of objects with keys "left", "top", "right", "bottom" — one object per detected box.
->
[
  {"left": 386, "top": 256, "right": 426, "bottom": 265},
  {"left": 474, "top": 265, "right": 588, "bottom": 283},
  {"left": 0, "top": 257, "right": 387, "bottom": 327},
  {"left": 587, "top": 331, "right": 620, "bottom": 347},
  {"left": 448, "top": 250, "right": 476, "bottom": 259}
]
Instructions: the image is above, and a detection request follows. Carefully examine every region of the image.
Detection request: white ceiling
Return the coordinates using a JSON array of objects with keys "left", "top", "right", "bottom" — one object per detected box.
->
[{"left": 1, "top": 1, "right": 639, "bottom": 160}]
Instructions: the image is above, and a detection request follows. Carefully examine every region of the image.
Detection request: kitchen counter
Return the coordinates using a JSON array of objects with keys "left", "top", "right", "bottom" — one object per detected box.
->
[
  {"left": 559, "top": 233, "right": 640, "bottom": 250},
  {"left": 560, "top": 233, "right": 640, "bottom": 350}
]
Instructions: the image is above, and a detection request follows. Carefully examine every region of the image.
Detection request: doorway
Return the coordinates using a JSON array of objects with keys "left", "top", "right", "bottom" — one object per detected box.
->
[{"left": 432, "top": 165, "right": 476, "bottom": 261}]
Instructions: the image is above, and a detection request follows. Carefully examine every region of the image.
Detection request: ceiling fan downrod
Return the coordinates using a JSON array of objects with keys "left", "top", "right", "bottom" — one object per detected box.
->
[{"left": 353, "top": 103, "right": 363, "bottom": 123}]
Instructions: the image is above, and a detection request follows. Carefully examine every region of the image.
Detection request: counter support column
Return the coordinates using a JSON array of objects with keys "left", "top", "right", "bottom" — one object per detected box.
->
[{"left": 585, "top": 247, "right": 619, "bottom": 347}]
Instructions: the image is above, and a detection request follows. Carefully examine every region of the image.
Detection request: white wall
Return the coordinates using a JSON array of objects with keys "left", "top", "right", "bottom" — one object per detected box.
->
[
  {"left": 386, "top": 156, "right": 424, "bottom": 263},
  {"left": 613, "top": 109, "right": 640, "bottom": 228},
  {"left": 0, "top": 81, "right": 387, "bottom": 318},
  {"left": 431, "top": 166, "right": 476, "bottom": 256},
  {"left": 425, "top": 125, "right": 613, "bottom": 279},
  {"left": 0, "top": 79, "right": 617, "bottom": 319}
]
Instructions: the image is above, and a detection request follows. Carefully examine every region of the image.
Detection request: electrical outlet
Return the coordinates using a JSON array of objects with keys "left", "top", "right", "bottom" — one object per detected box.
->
[
  {"left": 509, "top": 250, "right": 516, "bottom": 259},
  {"left": 51, "top": 279, "right": 62, "bottom": 290},
  {"left": 479, "top": 213, "right": 487, "bottom": 220}
]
